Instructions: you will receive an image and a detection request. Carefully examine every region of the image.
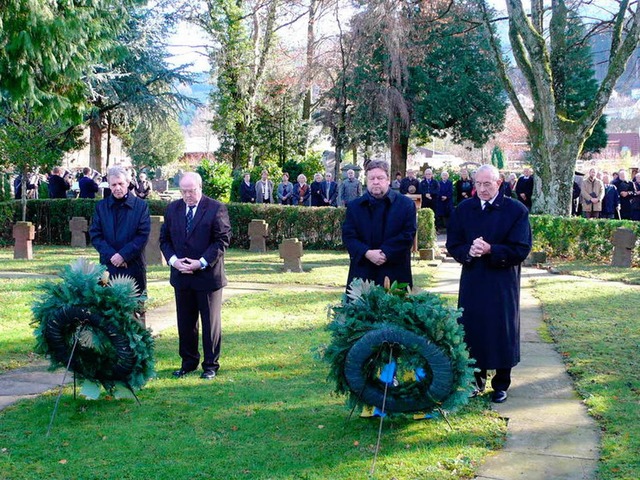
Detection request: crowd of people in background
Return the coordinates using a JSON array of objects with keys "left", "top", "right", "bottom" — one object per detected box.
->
[
  {"left": 12, "top": 166, "right": 153, "bottom": 201},
  {"left": 573, "top": 167, "right": 640, "bottom": 220},
  {"left": 18, "top": 161, "right": 640, "bottom": 225},
  {"left": 235, "top": 163, "right": 640, "bottom": 227}
]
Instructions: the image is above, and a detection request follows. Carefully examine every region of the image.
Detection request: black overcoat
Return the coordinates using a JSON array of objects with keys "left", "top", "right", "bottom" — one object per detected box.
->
[
  {"left": 342, "top": 189, "right": 417, "bottom": 288},
  {"left": 446, "top": 194, "right": 531, "bottom": 369},
  {"left": 90, "top": 194, "right": 151, "bottom": 293}
]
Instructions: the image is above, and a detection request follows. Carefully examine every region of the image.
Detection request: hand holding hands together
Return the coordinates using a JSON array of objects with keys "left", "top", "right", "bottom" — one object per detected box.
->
[
  {"left": 365, "top": 249, "right": 387, "bottom": 266},
  {"left": 469, "top": 237, "right": 491, "bottom": 258},
  {"left": 174, "top": 257, "right": 201, "bottom": 274}
]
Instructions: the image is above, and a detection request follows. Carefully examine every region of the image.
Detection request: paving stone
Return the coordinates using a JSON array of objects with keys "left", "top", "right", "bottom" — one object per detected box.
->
[{"left": 476, "top": 451, "right": 598, "bottom": 480}]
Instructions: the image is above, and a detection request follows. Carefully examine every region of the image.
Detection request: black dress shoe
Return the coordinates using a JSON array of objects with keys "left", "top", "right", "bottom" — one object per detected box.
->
[
  {"left": 172, "top": 368, "right": 195, "bottom": 378},
  {"left": 491, "top": 390, "right": 508, "bottom": 403},
  {"left": 200, "top": 370, "right": 217, "bottom": 380}
]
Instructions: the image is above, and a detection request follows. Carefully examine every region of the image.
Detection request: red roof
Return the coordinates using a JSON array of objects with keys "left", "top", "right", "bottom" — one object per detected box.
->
[{"left": 607, "top": 133, "right": 640, "bottom": 156}]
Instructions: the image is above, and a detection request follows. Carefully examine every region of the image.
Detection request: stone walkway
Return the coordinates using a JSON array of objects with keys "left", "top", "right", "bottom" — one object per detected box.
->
[
  {"left": 0, "top": 259, "right": 602, "bottom": 479},
  {"left": 431, "top": 251, "right": 600, "bottom": 479}
]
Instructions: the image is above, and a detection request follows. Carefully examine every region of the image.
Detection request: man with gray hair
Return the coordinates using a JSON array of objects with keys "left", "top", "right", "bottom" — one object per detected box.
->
[
  {"left": 90, "top": 165, "right": 151, "bottom": 305},
  {"left": 339, "top": 169, "right": 362, "bottom": 206},
  {"left": 446, "top": 164, "right": 532, "bottom": 404},
  {"left": 342, "top": 160, "right": 417, "bottom": 288},
  {"left": 160, "top": 171, "right": 232, "bottom": 380}
]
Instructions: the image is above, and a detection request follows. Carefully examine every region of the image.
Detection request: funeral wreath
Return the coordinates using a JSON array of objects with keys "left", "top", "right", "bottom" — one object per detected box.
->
[
  {"left": 32, "top": 258, "right": 155, "bottom": 399},
  {"left": 324, "top": 278, "right": 475, "bottom": 414}
]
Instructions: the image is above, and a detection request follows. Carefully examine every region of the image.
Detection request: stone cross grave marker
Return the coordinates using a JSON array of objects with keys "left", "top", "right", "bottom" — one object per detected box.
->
[
  {"left": 248, "top": 219, "right": 269, "bottom": 252},
  {"left": 279, "top": 238, "right": 303, "bottom": 272},
  {"left": 611, "top": 227, "right": 636, "bottom": 268},
  {"left": 13, "top": 221, "right": 35, "bottom": 259},
  {"left": 69, "top": 216, "right": 89, "bottom": 248}
]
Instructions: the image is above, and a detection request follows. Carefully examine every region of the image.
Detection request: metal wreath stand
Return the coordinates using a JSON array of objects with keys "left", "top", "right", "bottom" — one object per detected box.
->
[
  {"left": 45, "top": 307, "right": 141, "bottom": 436},
  {"left": 343, "top": 326, "right": 456, "bottom": 475}
]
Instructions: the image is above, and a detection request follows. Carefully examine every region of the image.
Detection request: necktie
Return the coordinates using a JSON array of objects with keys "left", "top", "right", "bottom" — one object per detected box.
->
[{"left": 186, "top": 205, "right": 194, "bottom": 234}]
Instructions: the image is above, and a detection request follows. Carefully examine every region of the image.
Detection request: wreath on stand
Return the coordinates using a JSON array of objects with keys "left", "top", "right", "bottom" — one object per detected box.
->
[
  {"left": 32, "top": 258, "right": 155, "bottom": 401},
  {"left": 324, "top": 278, "right": 475, "bottom": 415}
]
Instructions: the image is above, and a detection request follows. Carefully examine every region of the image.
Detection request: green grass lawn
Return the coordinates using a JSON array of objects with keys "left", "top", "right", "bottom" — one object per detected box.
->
[
  {"left": 0, "top": 246, "right": 436, "bottom": 371},
  {"left": 0, "top": 282, "right": 505, "bottom": 480},
  {"left": 531, "top": 276, "right": 640, "bottom": 480},
  {"left": 547, "top": 259, "right": 640, "bottom": 285}
]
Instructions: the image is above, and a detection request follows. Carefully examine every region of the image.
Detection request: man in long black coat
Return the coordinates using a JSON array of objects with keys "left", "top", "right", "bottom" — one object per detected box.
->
[
  {"left": 446, "top": 164, "right": 532, "bottom": 403},
  {"left": 515, "top": 167, "right": 534, "bottom": 211},
  {"left": 90, "top": 165, "right": 151, "bottom": 296},
  {"left": 342, "top": 160, "right": 417, "bottom": 289}
]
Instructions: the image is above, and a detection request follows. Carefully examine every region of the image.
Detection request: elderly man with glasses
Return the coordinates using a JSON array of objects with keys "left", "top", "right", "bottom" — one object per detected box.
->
[
  {"left": 160, "top": 172, "right": 232, "bottom": 380},
  {"left": 446, "top": 164, "right": 532, "bottom": 404}
]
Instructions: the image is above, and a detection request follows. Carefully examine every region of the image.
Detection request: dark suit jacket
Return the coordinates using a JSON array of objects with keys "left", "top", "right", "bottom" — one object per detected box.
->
[
  {"left": 159, "top": 195, "right": 231, "bottom": 291},
  {"left": 321, "top": 180, "right": 338, "bottom": 206},
  {"left": 240, "top": 181, "right": 255, "bottom": 203},
  {"left": 79, "top": 176, "right": 99, "bottom": 198}
]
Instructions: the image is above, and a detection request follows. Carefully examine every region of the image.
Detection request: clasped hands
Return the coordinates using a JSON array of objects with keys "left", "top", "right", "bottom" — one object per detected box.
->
[
  {"left": 110, "top": 253, "right": 128, "bottom": 269},
  {"left": 469, "top": 236, "right": 491, "bottom": 258},
  {"left": 173, "top": 257, "right": 201, "bottom": 274},
  {"left": 365, "top": 249, "right": 387, "bottom": 266}
]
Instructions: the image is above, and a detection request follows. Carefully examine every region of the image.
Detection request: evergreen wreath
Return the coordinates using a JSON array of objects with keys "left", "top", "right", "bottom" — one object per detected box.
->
[
  {"left": 32, "top": 258, "right": 155, "bottom": 399},
  {"left": 324, "top": 278, "right": 475, "bottom": 414}
]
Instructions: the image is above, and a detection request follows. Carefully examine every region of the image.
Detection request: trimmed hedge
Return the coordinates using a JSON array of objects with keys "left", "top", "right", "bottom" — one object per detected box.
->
[
  {"left": 0, "top": 199, "right": 437, "bottom": 251},
  {"left": 530, "top": 214, "right": 640, "bottom": 264}
]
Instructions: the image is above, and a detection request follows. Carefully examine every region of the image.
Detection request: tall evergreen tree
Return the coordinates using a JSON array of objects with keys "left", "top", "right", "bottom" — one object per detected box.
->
[
  {"left": 554, "top": 11, "right": 607, "bottom": 156},
  {"left": 339, "top": 0, "right": 506, "bottom": 175}
]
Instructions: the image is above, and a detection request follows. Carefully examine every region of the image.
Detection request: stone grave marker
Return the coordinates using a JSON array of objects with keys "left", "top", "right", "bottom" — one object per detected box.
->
[
  {"left": 13, "top": 222, "right": 35, "bottom": 259},
  {"left": 145, "top": 216, "right": 165, "bottom": 265},
  {"left": 611, "top": 227, "right": 636, "bottom": 267},
  {"left": 248, "top": 219, "right": 269, "bottom": 252},
  {"left": 69, "top": 216, "right": 88, "bottom": 247},
  {"left": 279, "top": 238, "right": 303, "bottom": 272}
]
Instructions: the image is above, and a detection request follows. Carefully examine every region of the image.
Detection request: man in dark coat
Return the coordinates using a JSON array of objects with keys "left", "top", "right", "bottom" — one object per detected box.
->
[
  {"left": 48, "top": 167, "right": 70, "bottom": 199},
  {"left": 446, "top": 164, "right": 532, "bottom": 404},
  {"left": 90, "top": 165, "right": 151, "bottom": 298},
  {"left": 78, "top": 167, "right": 99, "bottom": 198},
  {"left": 322, "top": 172, "right": 338, "bottom": 206},
  {"left": 515, "top": 167, "right": 534, "bottom": 211},
  {"left": 419, "top": 168, "right": 440, "bottom": 213},
  {"left": 160, "top": 172, "right": 231, "bottom": 380},
  {"left": 399, "top": 169, "right": 420, "bottom": 195},
  {"left": 239, "top": 173, "right": 255, "bottom": 203},
  {"left": 342, "top": 160, "right": 417, "bottom": 289}
]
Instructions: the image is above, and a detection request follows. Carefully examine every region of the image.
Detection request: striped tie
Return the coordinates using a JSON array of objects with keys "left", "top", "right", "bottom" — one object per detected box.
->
[{"left": 186, "top": 205, "right": 194, "bottom": 234}]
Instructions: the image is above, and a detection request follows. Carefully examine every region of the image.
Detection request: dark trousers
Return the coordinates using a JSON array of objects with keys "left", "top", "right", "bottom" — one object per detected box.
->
[
  {"left": 475, "top": 368, "right": 512, "bottom": 392},
  {"left": 175, "top": 288, "right": 223, "bottom": 372}
]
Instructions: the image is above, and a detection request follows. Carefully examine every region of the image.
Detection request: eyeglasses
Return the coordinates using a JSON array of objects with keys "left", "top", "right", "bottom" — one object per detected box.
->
[
  {"left": 180, "top": 188, "right": 200, "bottom": 195},
  {"left": 475, "top": 182, "right": 496, "bottom": 189}
]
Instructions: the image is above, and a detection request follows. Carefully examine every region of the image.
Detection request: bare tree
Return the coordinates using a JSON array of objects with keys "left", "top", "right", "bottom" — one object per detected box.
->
[{"left": 479, "top": 0, "right": 640, "bottom": 214}]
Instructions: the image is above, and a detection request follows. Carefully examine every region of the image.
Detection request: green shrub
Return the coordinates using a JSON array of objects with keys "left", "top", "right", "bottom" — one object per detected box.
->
[
  {"left": 196, "top": 158, "right": 233, "bottom": 202},
  {"left": 530, "top": 215, "right": 640, "bottom": 263}
]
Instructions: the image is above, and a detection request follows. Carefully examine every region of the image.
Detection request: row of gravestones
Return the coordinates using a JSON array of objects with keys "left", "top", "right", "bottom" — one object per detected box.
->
[
  {"left": 13, "top": 217, "right": 305, "bottom": 273},
  {"left": 15, "top": 218, "right": 638, "bottom": 269}
]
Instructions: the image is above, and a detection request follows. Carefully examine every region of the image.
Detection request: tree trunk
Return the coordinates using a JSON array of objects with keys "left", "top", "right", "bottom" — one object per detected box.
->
[
  {"left": 389, "top": 118, "right": 408, "bottom": 176},
  {"left": 89, "top": 112, "right": 103, "bottom": 173},
  {"left": 529, "top": 128, "right": 581, "bottom": 215},
  {"left": 302, "top": 0, "right": 317, "bottom": 122}
]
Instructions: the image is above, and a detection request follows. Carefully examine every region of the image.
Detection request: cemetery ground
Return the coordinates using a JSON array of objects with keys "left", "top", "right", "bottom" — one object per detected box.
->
[{"left": 0, "top": 248, "right": 637, "bottom": 478}]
